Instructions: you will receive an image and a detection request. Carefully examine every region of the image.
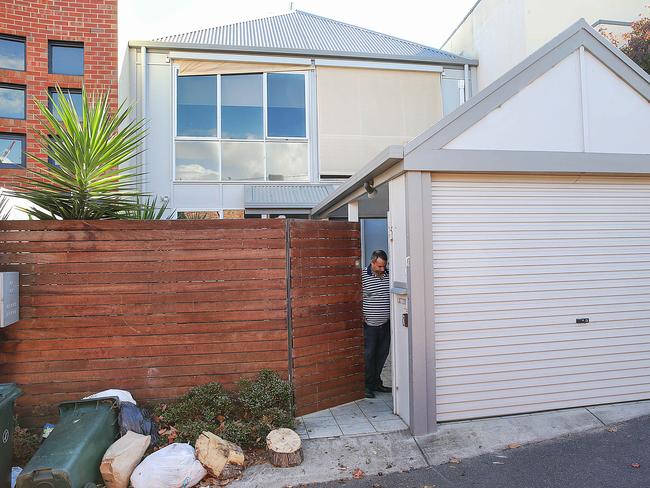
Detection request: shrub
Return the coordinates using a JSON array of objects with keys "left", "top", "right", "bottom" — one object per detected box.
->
[
  {"left": 237, "top": 369, "right": 293, "bottom": 417},
  {"left": 156, "top": 370, "right": 294, "bottom": 449}
]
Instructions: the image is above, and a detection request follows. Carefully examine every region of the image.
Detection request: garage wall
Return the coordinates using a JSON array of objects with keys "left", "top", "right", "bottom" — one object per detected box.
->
[{"left": 431, "top": 173, "right": 650, "bottom": 421}]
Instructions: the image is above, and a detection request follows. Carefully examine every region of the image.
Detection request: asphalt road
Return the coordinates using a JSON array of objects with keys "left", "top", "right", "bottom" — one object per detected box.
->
[{"left": 311, "top": 414, "right": 650, "bottom": 488}]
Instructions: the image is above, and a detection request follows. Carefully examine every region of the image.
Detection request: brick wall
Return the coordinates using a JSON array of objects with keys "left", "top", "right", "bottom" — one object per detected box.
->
[{"left": 0, "top": 0, "right": 117, "bottom": 188}]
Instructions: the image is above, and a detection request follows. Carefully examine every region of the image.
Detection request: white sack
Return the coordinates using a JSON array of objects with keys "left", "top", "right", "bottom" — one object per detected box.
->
[
  {"left": 84, "top": 389, "right": 137, "bottom": 405},
  {"left": 130, "top": 443, "right": 207, "bottom": 488}
]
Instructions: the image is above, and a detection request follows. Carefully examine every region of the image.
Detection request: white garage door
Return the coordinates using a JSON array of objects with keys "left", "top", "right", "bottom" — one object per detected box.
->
[{"left": 432, "top": 174, "right": 650, "bottom": 421}]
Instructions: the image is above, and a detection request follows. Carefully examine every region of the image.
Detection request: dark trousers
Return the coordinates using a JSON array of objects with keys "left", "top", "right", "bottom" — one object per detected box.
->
[{"left": 364, "top": 321, "right": 391, "bottom": 390}]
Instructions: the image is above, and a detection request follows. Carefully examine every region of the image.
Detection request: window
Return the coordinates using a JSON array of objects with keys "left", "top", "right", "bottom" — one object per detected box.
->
[
  {"left": 175, "top": 140, "right": 220, "bottom": 181},
  {"left": 267, "top": 73, "right": 306, "bottom": 137},
  {"left": 0, "top": 133, "right": 26, "bottom": 168},
  {"left": 0, "top": 34, "right": 25, "bottom": 71},
  {"left": 49, "top": 41, "right": 83, "bottom": 75},
  {"left": 175, "top": 71, "right": 309, "bottom": 182},
  {"left": 48, "top": 88, "right": 82, "bottom": 119},
  {"left": 221, "top": 74, "right": 263, "bottom": 139},
  {"left": 0, "top": 84, "right": 25, "bottom": 119},
  {"left": 177, "top": 76, "right": 217, "bottom": 137}
]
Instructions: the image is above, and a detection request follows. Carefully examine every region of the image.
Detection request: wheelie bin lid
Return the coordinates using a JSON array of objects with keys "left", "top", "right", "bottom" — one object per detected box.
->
[{"left": 0, "top": 383, "right": 21, "bottom": 407}]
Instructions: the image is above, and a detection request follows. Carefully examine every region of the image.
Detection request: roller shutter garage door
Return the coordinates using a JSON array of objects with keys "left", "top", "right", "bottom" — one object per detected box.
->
[{"left": 432, "top": 174, "right": 650, "bottom": 421}]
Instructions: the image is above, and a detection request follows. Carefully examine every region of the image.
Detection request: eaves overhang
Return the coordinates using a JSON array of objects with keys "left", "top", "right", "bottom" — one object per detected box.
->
[
  {"left": 127, "top": 40, "right": 478, "bottom": 67},
  {"left": 310, "top": 145, "right": 404, "bottom": 219}
]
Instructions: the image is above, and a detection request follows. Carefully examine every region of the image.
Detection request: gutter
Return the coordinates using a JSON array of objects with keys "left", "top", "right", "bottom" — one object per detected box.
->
[{"left": 127, "top": 40, "right": 478, "bottom": 67}]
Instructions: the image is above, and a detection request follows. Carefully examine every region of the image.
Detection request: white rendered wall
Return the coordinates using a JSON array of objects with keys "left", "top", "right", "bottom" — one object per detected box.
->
[
  {"left": 445, "top": 51, "right": 583, "bottom": 152},
  {"left": 583, "top": 51, "right": 650, "bottom": 154},
  {"left": 144, "top": 55, "right": 173, "bottom": 201},
  {"left": 443, "top": 48, "right": 650, "bottom": 155}
]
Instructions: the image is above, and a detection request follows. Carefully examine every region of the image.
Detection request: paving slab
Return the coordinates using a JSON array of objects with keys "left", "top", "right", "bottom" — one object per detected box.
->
[
  {"left": 416, "top": 408, "right": 602, "bottom": 466},
  {"left": 230, "top": 430, "right": 427, "bottom": 488},
  {"left": 587, "top": 400, "right": 650, "bottom": 425}
]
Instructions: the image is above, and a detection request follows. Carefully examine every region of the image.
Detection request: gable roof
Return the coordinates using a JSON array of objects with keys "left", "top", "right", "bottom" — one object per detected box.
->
[
  {"left": 133, "top": 10, "right": 475, "bottom": 66},
  {"left": 405, "top": 18, "right": 650, "bottom": 156},
  {"left": 311, "top": 19, "right": 650, "bottom": 218}
]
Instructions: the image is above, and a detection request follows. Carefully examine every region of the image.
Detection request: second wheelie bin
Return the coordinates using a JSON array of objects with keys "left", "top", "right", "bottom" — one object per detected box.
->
[
  {"left": 16, "top": 397, "right": 119, "bottom": 488},
  {"left": 0, "top": 383, "right": 22, "bottom": 488}
]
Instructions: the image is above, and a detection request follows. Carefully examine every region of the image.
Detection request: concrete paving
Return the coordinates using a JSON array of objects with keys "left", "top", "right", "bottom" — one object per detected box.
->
[
  {"left": 295, "top": 392, "right": 407, "bottom": 440},
  {"left": 230, "top": 399, "right": 650, "bottom": 488},
  {"left": 233, "top": 430, "right": 427, "bottom": 488}
]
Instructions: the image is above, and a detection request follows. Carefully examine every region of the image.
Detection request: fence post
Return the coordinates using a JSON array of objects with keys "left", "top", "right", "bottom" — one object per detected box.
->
[{"left": 285, "top": 219, "right": 294, "bottom": 388}]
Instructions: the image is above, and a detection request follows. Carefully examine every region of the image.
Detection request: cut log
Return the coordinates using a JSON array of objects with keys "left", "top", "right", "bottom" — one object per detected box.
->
[
  {"left": 266, "top": 428, "right": 303, "bottom": 467},
  {"left": 195, "top": 431, "right": 245, "bottom": 480}
]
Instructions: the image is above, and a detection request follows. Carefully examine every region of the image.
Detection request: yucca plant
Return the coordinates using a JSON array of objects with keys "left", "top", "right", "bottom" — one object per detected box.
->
[
  {"left": 119, "top": 195, "right": 171, "bottom": 220},
  {"left": 10, "top": 87, "right": 149, "bottom": 219}
]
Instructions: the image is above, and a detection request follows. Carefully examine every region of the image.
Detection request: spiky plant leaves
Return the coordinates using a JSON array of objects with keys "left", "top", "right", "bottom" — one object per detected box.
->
[{"left": 10, "top": 87, "right": 149, "bottom": 219}]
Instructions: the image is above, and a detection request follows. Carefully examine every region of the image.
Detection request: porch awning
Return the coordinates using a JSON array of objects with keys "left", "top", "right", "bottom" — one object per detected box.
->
[{"left": 245, "top": 184, "right": 338, "bottom": 213}]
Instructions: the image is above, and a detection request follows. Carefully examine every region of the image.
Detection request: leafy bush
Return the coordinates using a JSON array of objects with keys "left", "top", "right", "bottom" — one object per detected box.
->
[
  {"left": 156, "top": 370, "right": 294, "bottom": 449},
  {"left": 237, "top": 369, "right": 293, "bottom": 417}
]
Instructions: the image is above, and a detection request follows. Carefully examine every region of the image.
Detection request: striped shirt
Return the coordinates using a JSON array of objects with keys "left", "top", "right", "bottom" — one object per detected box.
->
[{"left": 362, "top": 265, "right": 390, "bottom": 326}]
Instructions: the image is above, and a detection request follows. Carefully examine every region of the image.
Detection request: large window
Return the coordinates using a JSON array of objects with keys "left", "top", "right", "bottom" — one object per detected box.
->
[
  {"left": 175, "top": 71, "right": 308, "bottom": 182},
  {"left": 49, "top": 41, "right": 84, "bottom": 75},
  {"left": 0, "top": 34, "right": 25, "bottom": 71},
  {"left": 0, "top": 84, "right": 25, "bottom": 119},
  {"left": 0, "top": 133, "right": 25, "bottom": 168}
]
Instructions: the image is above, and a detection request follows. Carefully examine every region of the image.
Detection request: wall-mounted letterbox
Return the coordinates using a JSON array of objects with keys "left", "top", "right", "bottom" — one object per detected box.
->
[{"left": 0, "top": 272, "right": 19, "bottom": 327}]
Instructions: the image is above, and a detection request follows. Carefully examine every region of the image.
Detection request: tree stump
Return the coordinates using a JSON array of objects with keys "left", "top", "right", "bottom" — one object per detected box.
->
[{"left": 266, "top": 428, "right": 303, "bottom": 467}]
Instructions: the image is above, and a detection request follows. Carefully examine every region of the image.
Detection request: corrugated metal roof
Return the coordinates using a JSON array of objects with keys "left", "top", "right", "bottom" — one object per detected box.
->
[
  {"left": 154, "top": 10, "right": 470, "bottom": 64},
  {"left": 245, "top": 184, "right": 338, "bottom": 209}
]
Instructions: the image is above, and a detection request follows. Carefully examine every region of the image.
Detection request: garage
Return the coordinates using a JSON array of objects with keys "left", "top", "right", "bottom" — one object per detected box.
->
[
  {"left": 311, "top": 19, "right": 650, "bottom": 435},
  {"left": 433, "top": 174, "right": 650, "bottom": 421}
]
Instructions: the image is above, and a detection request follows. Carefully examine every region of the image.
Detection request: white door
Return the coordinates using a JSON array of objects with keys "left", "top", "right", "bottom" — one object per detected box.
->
[
  {"left": 432, "top": 174, "right": 650, "bottom": 421},
  {"left": 388, "top": 175, "right": 410, "bottom": 423}
]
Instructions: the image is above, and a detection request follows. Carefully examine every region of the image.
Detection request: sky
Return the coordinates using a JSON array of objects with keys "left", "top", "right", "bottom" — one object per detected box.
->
[{"left": 118, "top": 0, "right": 478, "bottom": 51}]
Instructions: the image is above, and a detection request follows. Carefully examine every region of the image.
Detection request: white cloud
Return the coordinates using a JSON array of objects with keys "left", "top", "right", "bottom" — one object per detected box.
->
[
  {"left": 175, "top": 163, "right": 220, "bottom": 181},
  {"left": 0, "top": 55, "right": 23, "bottom": 70},
  {"left": 0, "top": 89, "right": 24, "bottom": 118}
]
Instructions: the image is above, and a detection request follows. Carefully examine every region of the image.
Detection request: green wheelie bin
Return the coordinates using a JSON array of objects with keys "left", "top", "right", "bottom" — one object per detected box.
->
[
  {"left": 0, "top": 384, "right": 22, "bottom": 488},
  {"left": 16, "top": 397, "right": 119, "bottom": 488}
]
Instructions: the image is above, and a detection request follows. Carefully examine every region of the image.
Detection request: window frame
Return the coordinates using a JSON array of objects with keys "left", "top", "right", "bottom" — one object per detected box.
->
[
  {"left": 0, "top": 132, "right": 26, "bottom": 168},
  {"left": 48, "top": 40, "right": 84, "bottom": 76},
  {"left": 0, "top": 83, "right": 26, "bottom": 120},
  {"left": 173, "top": 69, "right": 310, "bottom": 183},
  {"left": 0, "top": 34, "right": 26, "bottom": 72}
]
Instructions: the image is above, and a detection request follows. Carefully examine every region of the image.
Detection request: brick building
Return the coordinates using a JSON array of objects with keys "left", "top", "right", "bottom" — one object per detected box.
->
[{"left": 0, "top": 0, "right": 117, "bottom": 189}]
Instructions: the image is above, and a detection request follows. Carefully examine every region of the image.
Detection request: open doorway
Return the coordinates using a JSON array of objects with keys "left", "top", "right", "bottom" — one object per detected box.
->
[{"left": 355, "top": 184, "right": 405, "bottom": 420}]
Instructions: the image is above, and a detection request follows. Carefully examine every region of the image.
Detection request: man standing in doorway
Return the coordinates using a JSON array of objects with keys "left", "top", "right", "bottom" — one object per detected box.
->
[{"left": 362, "top": 250, "right": 391, "bottom": 398}]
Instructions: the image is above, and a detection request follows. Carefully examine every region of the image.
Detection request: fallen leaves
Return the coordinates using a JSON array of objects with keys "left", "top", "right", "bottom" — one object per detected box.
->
[
  {"left": 449, "top": 457, "right": 462, "bottom": 464},
  {"left": 507, "top": 443, "right": 521, "bottom": 449},
  {"left": 352, "top": 468, "right": 365, "bottom": 479},
  {"left": 158, "top": 425, "right": 178, "bottom": 444},
  {"left": 607, "top": 426, "right": 618, "bottom": 433},
  {"left": 631, "top": 463, "right": 641, "bottom": 469}
]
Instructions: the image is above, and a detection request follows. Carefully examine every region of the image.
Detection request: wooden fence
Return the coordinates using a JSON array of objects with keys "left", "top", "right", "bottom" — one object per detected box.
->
[
  {"left": 0, "top": 219, "right": 363, "bottom": 425},
  {"left": 289, "top": 221, "right": 364, "bottom": 415}
]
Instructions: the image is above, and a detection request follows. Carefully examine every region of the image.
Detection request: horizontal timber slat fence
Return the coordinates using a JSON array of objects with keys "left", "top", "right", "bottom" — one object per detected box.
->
[{"left": 0, "top": 219, "right": 363, "bottom": 425}]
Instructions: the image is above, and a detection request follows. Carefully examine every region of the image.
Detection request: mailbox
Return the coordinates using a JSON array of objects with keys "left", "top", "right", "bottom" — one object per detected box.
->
[{"left": 0, "top": 272, "right": 19, "bottom": 328}]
